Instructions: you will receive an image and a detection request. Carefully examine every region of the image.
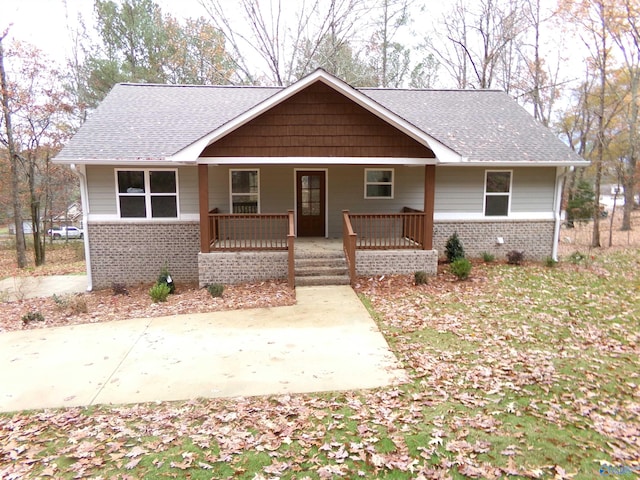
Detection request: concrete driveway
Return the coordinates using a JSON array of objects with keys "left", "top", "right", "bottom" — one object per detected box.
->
[
  {"left": 0, "top": 275, "right": 88, "bottom": 301},
  {"left": 0, "top": 286, "right": 407, "bottom": 412}
]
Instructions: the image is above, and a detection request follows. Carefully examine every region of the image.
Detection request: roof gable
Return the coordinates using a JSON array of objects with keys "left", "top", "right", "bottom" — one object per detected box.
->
[
  {"left": 201, "top": 80, "right": 435, "bottom": 159},
  {"left": 170, "top": 69, "right": 459, "bottom": 163}
]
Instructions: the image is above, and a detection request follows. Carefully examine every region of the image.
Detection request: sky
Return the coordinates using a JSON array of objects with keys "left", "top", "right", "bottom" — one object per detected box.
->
[
  {"left": 2, "top": 0, "right": 586, "bottom": 92},
  {"left": 2, "top": 0, "right": 211, "bottom": 63}
]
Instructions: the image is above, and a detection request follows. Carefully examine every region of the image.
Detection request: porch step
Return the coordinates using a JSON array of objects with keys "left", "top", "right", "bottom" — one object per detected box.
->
[
  {"left": 295, "top": 275, "right": 351, "bottom": 287},
  {"left": 294, "top": 251, "right": 351, "bottom": 287}
]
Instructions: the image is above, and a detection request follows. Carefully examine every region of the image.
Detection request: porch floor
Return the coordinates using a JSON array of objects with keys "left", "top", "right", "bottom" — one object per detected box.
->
[{"left": 295, "top": 237, "right": 343, "bottom": 257}]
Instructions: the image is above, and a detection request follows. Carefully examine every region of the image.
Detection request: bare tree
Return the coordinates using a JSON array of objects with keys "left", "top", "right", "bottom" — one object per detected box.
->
[
  {"left": 609, "top": 0, "right": 639, "bottom": 231},
  {"left": 429, "top": 0, "right": 527, "bottom": 90},
  {"left": 0, "top": 30, "right": 27, "bottom": 268},
  {"left": 199, "top": 0, "right": 371, "bottom": 85},
  {"left": 560, "top": 0, "right": 617, "bottom": 248}
]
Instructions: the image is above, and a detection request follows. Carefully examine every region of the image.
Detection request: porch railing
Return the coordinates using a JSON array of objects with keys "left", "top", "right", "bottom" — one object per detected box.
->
[
  {"left": 208, "top": 211, "right": 291, "bottom": 250},
  {"left": 207, "top": 209, "right": 296, "bottom": 288},
  {"left": 346, "top": 208, "right": 426, "bottom": 250},
  {"left": 342, "top": 210, "right": 357, "bottom": 286}
]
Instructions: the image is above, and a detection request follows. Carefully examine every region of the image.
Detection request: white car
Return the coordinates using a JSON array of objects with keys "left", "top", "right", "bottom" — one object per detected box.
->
[{"left": 48, "top": 226, "right": 84, "bottom": 239}]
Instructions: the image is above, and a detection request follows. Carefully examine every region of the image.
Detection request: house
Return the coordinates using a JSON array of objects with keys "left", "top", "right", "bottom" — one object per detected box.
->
[
  {"left": 51, "top": 202, "right": 83, "bottom": 228},
  {"left": 54, "top": 69, "right": 587, "bottom": 290}
]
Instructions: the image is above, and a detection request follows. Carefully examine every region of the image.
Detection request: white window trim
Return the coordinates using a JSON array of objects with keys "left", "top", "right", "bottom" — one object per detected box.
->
[
  {"left": 115, "top": 168, "right": 180, "bottom": 219},
  {"left": 364, "top": 168, "right": 394, "bottom": 199},
  {"left": 483, "top": 169, "right": 513, "bottom": 217},
  {"left": 229, "top": 168, "right": 260, "bottom": 213}
]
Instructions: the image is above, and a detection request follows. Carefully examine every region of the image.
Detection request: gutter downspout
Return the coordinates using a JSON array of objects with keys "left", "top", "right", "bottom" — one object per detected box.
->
[
  {"left": 552, "top": 167, "right": 567, "bottom": 262},
  {"left": 70, "top": 163, "right": 93, "bottom": 291}
]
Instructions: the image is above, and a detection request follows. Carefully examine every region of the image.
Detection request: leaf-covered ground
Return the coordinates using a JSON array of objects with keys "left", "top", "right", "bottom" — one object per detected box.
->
[{"left": 1, "top": 249, "right": 639, "bottom": 479}]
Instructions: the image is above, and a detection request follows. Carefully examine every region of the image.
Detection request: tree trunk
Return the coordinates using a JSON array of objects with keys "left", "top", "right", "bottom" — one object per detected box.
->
[
  {"left": 0, "top": 35, "right": 28, "bottom": 268},
  {"left": 28, "top": 158, "right": 45, "bottom": 266}
]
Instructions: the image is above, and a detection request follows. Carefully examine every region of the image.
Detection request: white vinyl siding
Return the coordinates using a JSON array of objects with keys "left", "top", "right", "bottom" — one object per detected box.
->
[
  {"left": 435, "top": 167, "right": 557, "bottom": 216},
  {"left": 511, "top": 168, "right": 555, "bottom": 212}
]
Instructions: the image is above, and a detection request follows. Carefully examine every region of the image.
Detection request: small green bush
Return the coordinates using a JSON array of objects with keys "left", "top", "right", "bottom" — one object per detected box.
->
[
  {"left": 414, "top": 271, "right": 428, "bottom": 285},
  {"left": 568, "top": 251, "right": 586, "bottom": 264},
  {"left": 157, "top": 263, "right": 175, "bottom": 294},
  {"left": 207, "top": 283, "right": 225, "bottom": 298},
  {"left": 506, "top": 250, "right": 525, "bottom": 265},
  {"left": 149, "top": 282, "right": 171, "bottom": 303},
  {"left": 22, "top": 311, "right": 44, "bottom": 324},
  {"left": 450, "top": 258, "right": 472, "bottom": 280},
  {"left": 481, "top": 251, "right": 495, "bottom": 262},
  {"left": 544, "top": 256, "right": 558, "bottom": 268},
  {"left": 52, "top": 293, "right": 67, "bottom": 309},
  {"left": 445, "top": 232, "right": 465, "bottom": 263}
]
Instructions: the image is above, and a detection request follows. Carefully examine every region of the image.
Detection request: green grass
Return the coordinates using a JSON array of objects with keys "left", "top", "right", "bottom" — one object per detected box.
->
[{"left": 1, "top": 248, "right": 639, "bottom": 479}]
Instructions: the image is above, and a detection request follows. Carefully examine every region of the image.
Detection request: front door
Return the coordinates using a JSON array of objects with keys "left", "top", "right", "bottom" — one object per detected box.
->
[{"left": 296, "top": 171, "right": 326, "bottom": 237}]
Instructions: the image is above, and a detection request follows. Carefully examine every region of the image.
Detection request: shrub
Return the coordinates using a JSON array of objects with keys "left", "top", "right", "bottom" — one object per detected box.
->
[
  {"left": 506, "top": 250, "right": 525, "bottom": 265},
  {"left": 149, "top": 282, "right": 171, "bottom": 303},
  {"left": 68, "top": 295, "right": 88, "bottom": 315},
  {"left": 445, "top": 232, "right": 465, "bottom": 263},
  {"left": 112, "top": 282, "right": 129, "bottom": 296},
  {"left": 207, "top": 283, "right": 225, "bottom": 298},
  {"left": 450, "top": 258, "right": 472, "bottom": 280},
  {"left": 157, "top": 263, "right": 175, "bottom": 294},
  {"left": 52, "top": 293, "right": 67, "bottom": 309},
  {"left": 568, "top": 251, "right": 586, "bottom": 264},
  {"left": 22, "top": 311, "right": 44, "bottom": 324},
  {"left": 481, "top": 251, "right": 495, "bottom": 262},
  {"left": 544, "top": 256, "right": 558, "bottom": 268},
  {"left": 414, "top": 271, "right": 428, "bottom": 285}
]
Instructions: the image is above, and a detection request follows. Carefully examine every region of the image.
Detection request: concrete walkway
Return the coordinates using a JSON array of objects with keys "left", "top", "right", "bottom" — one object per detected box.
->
[
  {"left": 0, "top": 286, "right": 407, "bottom": 412},
  {"left": 0, "top": 275, "right": 88, "bottom": 301}
]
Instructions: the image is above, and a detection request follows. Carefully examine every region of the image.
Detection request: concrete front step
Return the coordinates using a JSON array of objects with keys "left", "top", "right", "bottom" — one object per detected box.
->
[
  {"left": 295, "top": 275, "right": 351, "bottom": 286},
  {"left": 294, "top": 248, "right": 350, "bottom": 286},
  {"left": 295, "top": 266, "right": 348, "bottom": 277},
  {"left": 295, "top": 257, "right": 347, "bottom": 268}
]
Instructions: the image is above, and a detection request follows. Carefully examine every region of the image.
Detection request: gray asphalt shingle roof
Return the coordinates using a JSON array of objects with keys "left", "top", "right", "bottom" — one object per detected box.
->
[{"left": 56, "top": 79, "right": 585, "bottom": 165}]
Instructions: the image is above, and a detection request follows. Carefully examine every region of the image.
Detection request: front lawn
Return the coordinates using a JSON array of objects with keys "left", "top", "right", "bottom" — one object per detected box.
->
[{"left": 1, "top": 249, "right": 639, "bottom": 479}]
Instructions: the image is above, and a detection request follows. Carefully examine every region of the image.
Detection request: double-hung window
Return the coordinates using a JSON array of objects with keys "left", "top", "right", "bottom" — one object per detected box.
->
[
  {"left": 117, "top": 169, "right": 178, "bottom": 218},
  {"left": 364, "top": 169, "right": 394, "bottom": 199},
  {"left": 230, "top": 169, "right": 259, "bottom": 213},
  {"left": 484, "top": 170, "right": 512, "bottom": 216}
]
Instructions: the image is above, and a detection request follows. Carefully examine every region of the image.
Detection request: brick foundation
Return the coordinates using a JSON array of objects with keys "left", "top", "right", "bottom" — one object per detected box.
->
[
  {"left": 356, "top": 249, "right": 438, "bottom": 276},
  {"left": 88, "top": 222, "right": 200, "bottom": 289},
  {"left": 198, "top": 251, "right": 288, "bottom": 286},
  {"left": 433, "top": 220, "right": 555, "bottom": 261}
]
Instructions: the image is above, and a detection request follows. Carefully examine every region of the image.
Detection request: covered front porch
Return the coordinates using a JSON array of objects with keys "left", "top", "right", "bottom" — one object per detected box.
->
[{"left": 196, "top": 164, "right": 438, "bottom": 288}]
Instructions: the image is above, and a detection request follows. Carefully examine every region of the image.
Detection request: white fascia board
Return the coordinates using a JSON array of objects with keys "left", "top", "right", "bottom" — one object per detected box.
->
[
  {"left": 54, "top": 157, "right": 193, "bottom": 167},
  {"left": 197, "top": 156, "right": 437, "bottom": 166},
  {"left": 168, "top": 69, "right": 463, "bottom": 164},
  {"left": 436, "top": 160, "right": 590, "bottom": 167}
]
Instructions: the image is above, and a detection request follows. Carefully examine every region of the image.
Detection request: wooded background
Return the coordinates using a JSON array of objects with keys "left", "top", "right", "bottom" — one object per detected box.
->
[{"left": 1, "top": 0, "right": 638, "bottom": 268}]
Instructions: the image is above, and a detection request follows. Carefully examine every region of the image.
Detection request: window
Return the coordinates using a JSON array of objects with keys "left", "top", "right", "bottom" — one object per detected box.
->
[
  {"left": 365, "top": 169, "right": 394, "bottom": 199},
  {"left": 116, "top": 169, "right": 178, "bottom": 218},
  {"left": 484, "top": 170, "right": 512, "bottom": 216},
  {"left": 230, "top": 169, "right": 259, "bottom": 213}
]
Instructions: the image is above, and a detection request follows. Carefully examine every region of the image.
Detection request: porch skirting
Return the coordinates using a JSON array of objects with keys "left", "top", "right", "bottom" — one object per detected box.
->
[
  {"left": 88, "top": 222, "right": 200, "bottom": 289},
  {"left": 433, "top": 220, "right": 555, "bottom": 261},
  {"left": 356, "top": 249, "right": 438, "bottom": 276},
  {"left": 198, "top": 251, "right": 288, "bottom": 287}
]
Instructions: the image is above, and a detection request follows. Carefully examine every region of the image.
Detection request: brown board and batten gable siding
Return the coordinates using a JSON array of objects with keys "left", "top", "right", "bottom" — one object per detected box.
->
[{"left": 201, "top": 82, "right": 435, "bottom": 159}]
